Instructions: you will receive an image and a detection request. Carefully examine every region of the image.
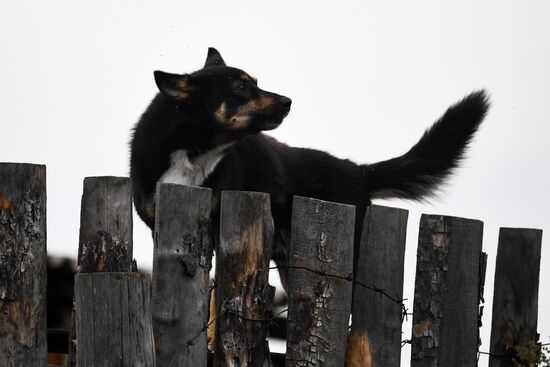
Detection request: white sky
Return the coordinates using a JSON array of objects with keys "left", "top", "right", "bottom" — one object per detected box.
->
[{"left": 1, "top": 0, "right": 549, "bottom": 364}]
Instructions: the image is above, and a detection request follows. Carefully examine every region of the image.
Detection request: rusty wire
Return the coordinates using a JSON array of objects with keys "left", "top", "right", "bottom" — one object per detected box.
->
[
  {"left": 179, "top": 265, "right": 550, "bottom": 362},
  {"left": 269, "top": 264, "right": 410, "bottom": 324},
  {"left": 173, "top": 306, "right": 288, "bottom": 365},
  {"left": 177, "top": 261, "right": 411, "bottom": 360}
]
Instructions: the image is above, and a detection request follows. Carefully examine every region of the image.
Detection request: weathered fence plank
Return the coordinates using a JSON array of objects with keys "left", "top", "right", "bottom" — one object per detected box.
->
[
  {"left": 214, "top": 191, "right": 275, "bottom": 367},
  {"left": 347, "top": 205, "right": 408, "bottom": 367},
  {"left": 411, "top": 214, "right": 484, "bottom": 366},
  {"left": 151, "top": 183, "right": 213, "bottom": 367},
  {"left": 69, "top": 176, "right": 134, "bottom": 365},
  {"left": 75, "top": 272, "right": 155, "bottom": 366},
  {"left": 285, "top": 196, "right": 355, "bottom": 367},
  {"left": 489, "top": 228, "right": 543, "bottom": 367},
  {"left": 0, "top": 163, "right": 47, "bottom": 366},
  {"left": 78, "top": 176, "right": 134, "bottom": 260}
]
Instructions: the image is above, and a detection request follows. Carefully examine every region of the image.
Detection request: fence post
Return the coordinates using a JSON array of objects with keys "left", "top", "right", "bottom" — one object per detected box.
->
[
  {"left": 347, "top": 205, "right": 408, "bottom": 367},
  {"left": 0, "top": 163, "right": 47, "bottom": 366},
  {"left": 75, "top": 271, "right": 154, "bottom": 366},
  {"left": 489, "top": 228, "right": 543, "bottom": 367},
  {"left": 151, "top": 183, "right": 213, "bottom": 367},
  {"left": 411, "top": 214, "right": 484, "bottom": 366},
  {"left": 78, "top": 176, "right": 134, "bottom": 259},
  {"left": 69, "top": 176, "right": 134, "bottom": 365},
  {"left": 214, "top": 191, "right": 275, "bottom": 367},
  {"left": 285, "top": 196, "right": 355, "bottom": 367}
]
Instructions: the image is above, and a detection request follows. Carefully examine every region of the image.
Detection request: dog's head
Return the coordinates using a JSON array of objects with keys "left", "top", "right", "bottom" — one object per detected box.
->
[{"left": 154, "top": 48, "right": 291, "bottom": 137}]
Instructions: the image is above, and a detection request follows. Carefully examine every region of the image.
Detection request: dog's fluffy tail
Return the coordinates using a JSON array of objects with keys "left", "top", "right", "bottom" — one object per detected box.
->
[{"left": 364, "top": 90, "right": 490, "bottom": 201}]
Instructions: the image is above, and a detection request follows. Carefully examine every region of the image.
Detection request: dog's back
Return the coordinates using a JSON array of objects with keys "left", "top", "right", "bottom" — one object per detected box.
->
[{"left": 130, "top": 48, "right": 489, "bottom": 287}]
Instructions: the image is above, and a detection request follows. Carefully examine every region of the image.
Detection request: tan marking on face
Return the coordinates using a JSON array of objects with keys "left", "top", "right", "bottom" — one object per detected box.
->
[
  {"left": 237, "top": 100, "right": 257, "bottom": 115},
  {"left": 240, "top": 74, "right": 250, "bottom": 81},
  {"left": 236, "top": 96, "right": 271, "bottom": 115},
  {"left": 257, "top": 95, "right": 274, "bottom": 108},
  {"left": 224, "top": 102, "right": 255, "bottom": 129},
  {"left": 224, "top": 95, "right": 273, "bottom": 129},
  {"left": 214, "top": 102, "right": 227, "bottom": 123},
  {"left": 227, "top": 115, "right": 250, "bottom": 129}
]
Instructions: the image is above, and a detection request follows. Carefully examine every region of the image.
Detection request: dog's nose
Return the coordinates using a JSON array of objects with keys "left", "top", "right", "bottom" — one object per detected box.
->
[{"left": 281, "top": 97, "right": 292, "bottom": 111}]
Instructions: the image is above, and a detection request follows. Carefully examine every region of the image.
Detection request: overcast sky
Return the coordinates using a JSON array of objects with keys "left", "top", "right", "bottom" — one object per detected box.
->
[{"left": 1, "top": 0, "right": 549, "bottom": 364}]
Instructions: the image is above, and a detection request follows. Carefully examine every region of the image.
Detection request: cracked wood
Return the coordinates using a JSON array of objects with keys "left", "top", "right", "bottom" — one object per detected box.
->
[
  {"left": 285, "top": 196, "right": 355, "bottom": 367},
  {"left": 214, "top": 191, "right": 275, "bottom": 367},
  {"left": 411, "top": 214, "right": 484, "bottom": 366}
]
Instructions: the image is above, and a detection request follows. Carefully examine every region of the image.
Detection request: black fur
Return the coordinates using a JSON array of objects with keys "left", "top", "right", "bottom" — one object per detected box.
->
[{"left": 130, "top": 48, "right": 489, "bottom": 288}]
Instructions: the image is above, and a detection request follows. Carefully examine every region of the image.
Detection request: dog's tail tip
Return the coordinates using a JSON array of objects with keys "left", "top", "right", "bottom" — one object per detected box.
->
[
  {"left": 365, "top": 89, "right": 491, "bottom": 202},
  {"left": 456, "top": 89, "right": 491, "bottom": 122},
  {"left": 466, "top": 88, "right": 490, "bottom": 104},
  {"left": 469, "top": 88, "right": 490, "bottom": 107}
]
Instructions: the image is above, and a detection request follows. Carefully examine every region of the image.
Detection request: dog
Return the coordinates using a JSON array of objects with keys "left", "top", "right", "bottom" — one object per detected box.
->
[{"left": 130, "top": 47, "right": 489, "bottom": 289}]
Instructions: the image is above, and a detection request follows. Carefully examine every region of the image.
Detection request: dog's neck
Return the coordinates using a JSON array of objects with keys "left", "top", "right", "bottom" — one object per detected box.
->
[{"left": 159, "top": 143, "right": 232, "bottom": 187}]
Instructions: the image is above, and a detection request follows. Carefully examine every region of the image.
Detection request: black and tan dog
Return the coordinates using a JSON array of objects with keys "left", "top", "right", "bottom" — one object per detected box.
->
[{"left": 130, "top": 48, "right": 489, "bottom": 289}]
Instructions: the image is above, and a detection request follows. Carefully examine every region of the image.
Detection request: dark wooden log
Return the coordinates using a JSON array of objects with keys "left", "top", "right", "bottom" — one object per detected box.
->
[
  {"left": 285, "top": 196, "right": 355, "bottom": 367},
  {"left": 489, "top": 228, "right": 543, "bottom": 367},
  {"left": 75, "top": 272, "right": 155, "bottom": 366},
  {"left": 151, "top": 183, "right": 213, "bottom": 367},
  {"left": 78, "top": 176, "right": 133, "bottom": 261},
  {"left": 214, "top": 191, "right": 275, "bottom": 367},
  {"left": 347, "top": 205, "right": 408, "bottom": 367},
  {"left": 69, "top": 176, "right": 134, "bottom": 365},
  {"left": 0, "top": 163, "right": 47, "bottom": 366},
  {"left": 411, "top": 214, "right": 484, "bottom": 366}
]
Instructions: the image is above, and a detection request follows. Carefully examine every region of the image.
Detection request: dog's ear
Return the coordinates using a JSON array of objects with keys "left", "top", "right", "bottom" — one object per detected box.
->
[
  {"left": 154, "top": 71, "right": 194, "bottom": 100},
  {"left": 204, "top": 47, "right": 226, "bottom": 68}
]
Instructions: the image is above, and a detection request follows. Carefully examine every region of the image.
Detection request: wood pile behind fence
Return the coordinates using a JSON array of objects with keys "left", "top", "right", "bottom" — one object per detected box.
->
[{"left": 0, "top": 163, "right": 545, "bottom": 367}]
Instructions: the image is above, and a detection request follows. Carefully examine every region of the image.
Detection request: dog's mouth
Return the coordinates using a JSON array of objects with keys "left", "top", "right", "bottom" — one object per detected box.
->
[
  {"left": 261, "top": 120, "right": 283, "bottom": 131},
  {"left": 258, "top": 97, "right": 291, "bottom": 131},
  {"left": 258, "top": 107, "right": 290, "bottom": 131}
]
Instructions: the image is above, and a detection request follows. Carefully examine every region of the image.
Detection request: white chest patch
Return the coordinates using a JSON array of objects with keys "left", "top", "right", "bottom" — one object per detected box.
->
[{"left": 159, "top": 145, "right": 230, "bottom": 187}]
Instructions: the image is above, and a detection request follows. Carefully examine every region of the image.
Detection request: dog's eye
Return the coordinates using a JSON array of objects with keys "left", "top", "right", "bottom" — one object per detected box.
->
[{"left": 235, "top": 82, "right": 247, "bottom": 91}]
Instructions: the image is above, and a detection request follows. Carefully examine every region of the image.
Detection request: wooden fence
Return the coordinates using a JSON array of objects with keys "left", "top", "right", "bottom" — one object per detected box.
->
[{"left": 0, "top": 163, "right": 545, "bottom": 367}]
